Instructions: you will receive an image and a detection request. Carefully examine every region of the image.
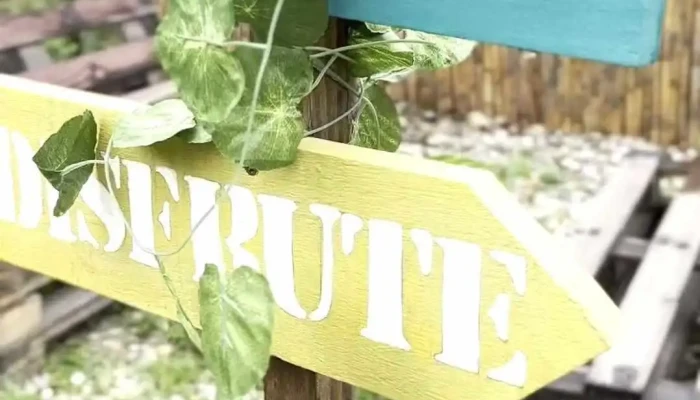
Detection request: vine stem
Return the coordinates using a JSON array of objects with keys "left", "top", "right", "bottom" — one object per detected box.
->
[
  {"left": 313, "top": 61, "right": 360, "bottom": 97},
  {"left": 176, "top": 35, "right": 268, "bottom": 50},
  {"left": 301, "top": 47, "right": 355, "bottom": 63},
  {"left": 307, "top": 39, "right": 438, "bottom": 59},
  {"left": 60, "top": 159, "right": 105, "bottom": 176},
  {"left": 176, "top": 35, "right": 357, "bottom": 64},
  {"left": 239, "top": 0, "right": 287, "bottom": 166},
  {"left": 101, "top": 137, "right": 202, "bottom": 349},
  {"left": 305, "top": 84, "right": 365, "bottom": 137},
  {"left": 95, "top": 0, "right": 290, "bottom": 351},
  {"left": 307, "top": 54, "right": 339, "bottom": 96}
]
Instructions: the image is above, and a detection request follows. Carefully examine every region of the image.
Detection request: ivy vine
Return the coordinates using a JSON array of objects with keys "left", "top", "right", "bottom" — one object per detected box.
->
[{"left": 31, "top": 0, "right": 477, "bottom": 397}]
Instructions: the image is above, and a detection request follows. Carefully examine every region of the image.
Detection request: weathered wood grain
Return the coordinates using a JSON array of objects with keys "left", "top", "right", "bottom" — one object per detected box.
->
[
  {"left": 588, "top": 192, "right": 700, "bottom": 393},
  {"left": 0, "top": 74, "right": 619, "bottom": 400},
  {"left": 0, "top": 0, "right": 154, "bottom": 52},
  {"left": 555, "top": 154, "right": 659, "bottom": 277},
  {"left": 20, "top": 39, "right": 155, "bottom": 90}
]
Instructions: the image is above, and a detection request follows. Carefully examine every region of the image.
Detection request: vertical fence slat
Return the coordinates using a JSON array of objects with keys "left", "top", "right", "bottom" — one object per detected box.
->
[
  {"left": 435, "top": 64, "right": 454, "bottom": 114},
  {"left": 690, "top": 4, "right": 700, "bottom": 147},
  {"left": 517, "top": 52, "right": 537, "bottom": 126},
  {"left": 677, "top": 0, "right": 695, "bottom": 147},
  {"left": 452, "top": 55, "right": 472, "bottom": 116},
  {"left": 472, "top": 47, "right": 485, "bottom": 113},
  {"left": 659, "top": 0, "right": 680, "bottom": 144},
  {"left": 558, "top": 57, "right": 572, "bottom": 131},
  {"left": 624, "top": 68, "right": 643, "bottom": 136}
]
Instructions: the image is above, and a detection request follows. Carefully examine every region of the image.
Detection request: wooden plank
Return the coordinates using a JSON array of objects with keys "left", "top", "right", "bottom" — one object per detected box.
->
[
  {"left": 17, "top": 45, "right": 52, "bottom": 71},
  {"left": 0, "top": 274, "right": 51, "bottom": 311},
  {"left": 0, "top": 74, "right": 619, "bottom": 400},
  {"left": 120, "top": 19, "right": 150, "bottom": 41},
  {"left": 0, "top": 0, "right": 155, "bottom": 51},
  {"left": 689, "top": 7, "right": 700, "bottom": 148},
  {"left": 20, "top": 39, "right": 155, "bottom": 90},
  {"left": 588, "top": 192, "right": 700, "bottom": 393},
  {"left": 645, "top": 380, "right": 697, "bottom": 400},
  {"left": 124, "top": 80, "right": 178, "bottom": 103},
  {"left": 0, "top": 294, "right": 42, "bottom": 353},
  {"left": 41, "top": 288, "right": 112, "bottom": 341},
  {"left": 328, "top": 0, "right": 666, "bottom": 66},
  {"left": 659, "top": 0, "right": 681, "bottom": 145},
  {"left": 555, "top": 154, "right": 659, "bottom": 276}
]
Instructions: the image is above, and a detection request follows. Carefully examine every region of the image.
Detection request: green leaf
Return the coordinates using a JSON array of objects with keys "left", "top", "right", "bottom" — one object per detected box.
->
[
  {"left": 210, "top": 46, "right": 313, "bottom": 171},
  {"left": 113, "top": 99, "right": 196, "bottom": 148},
  {"left": 347, "top": 30, "right": 414, "bottom": 80},
  {"left": 199, "top": 264, "right": 274, "bottom": 399},
  {"left": 178, "top": 124, "right": 213, "bottom": 144},
  {"left": 235, "top": 0, "right": 329, "bottom": 46},
  {"left": 32, "top": 111, "right": 98, "bottom": 217},
  {"left": 364, "top": 23, "right": 392, "bottom": 34},
  {"left": 404, "top": 30, "right": 477, "bottom": 70},
  {"left": 156, "top": 0, "right": 245, "bottom": 123},
  {"left": 351, "top": 85, "right": 401, "bottom": 152}
]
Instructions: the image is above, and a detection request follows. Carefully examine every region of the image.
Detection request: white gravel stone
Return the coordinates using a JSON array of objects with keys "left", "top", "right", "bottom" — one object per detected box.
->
[
  {"left": 40, "top": 387, "right": 54, "bottom": 400},
  {"left": 70, "top": 371, "right": 87, "bottom": 387}
]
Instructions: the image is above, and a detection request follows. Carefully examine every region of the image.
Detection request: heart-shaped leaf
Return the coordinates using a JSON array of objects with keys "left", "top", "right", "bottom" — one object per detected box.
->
[
  {"left": 404, "top": 30, "right": 478, "bottom": 70},
  {"left": 351, "top": 85, "right": 401, "bottom": 152},
  {"left": 178, "top": 124, "right": 214, "bottom": 144},
  {"left": 235, "top": 0, "right": 329, "bottom": 46},
  {"left": 347, "top": 29, "right": 414, "bottom": 80},
  {"left": 113, "top": 99, "right": 196, "bottom": 148},
  {"left": 32, "top": 110, "right": 98, "bottom": 217},
  {"left": 199, "top": 264, "right": 274, "bottom": 399},
  {"left": 365, "top": 23, "right": 392, "bottom": 34},
  {"left": 156, "top": 0, "right": 245, "bottom": 123},
  {"left": 210, "top": 46, "right": 313, "bottom": 171}
]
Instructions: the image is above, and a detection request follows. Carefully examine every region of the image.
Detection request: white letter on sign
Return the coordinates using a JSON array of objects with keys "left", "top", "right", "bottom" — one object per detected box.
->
[
  {"left": 486, "top": 250, "right": 527, "bottom": 388},
  {"left": 258, "top": 194, "right": 306, "bottom": 319},
  {"left": 156, "top": 166, "right": 179, "bottom": 241},
  {"left": 434, "top": 237, "right": 482, "bottom": 373},
  {"left": 0, "top": 127, "right": 15, "bottom": 223},
  {"left": 226, "top": 185, "right": 259, "bottom": 271},
  {"left": 12, "top": 132, "right": 42, "bottom": 229},
  {"left": 308, "top": 203, "right": 341, "bottom": 321},
  {"left": 123, "top": 160, "right": 157, "bottom": 268},
  {"left": 185, "top": 176, "right": 225, "bottom": 281},
  {"left": 362, "top": 219, "right": 410, "bottom": 351},
  {"left": 77, "top": 175, "right": 126, "bottom": 252}
]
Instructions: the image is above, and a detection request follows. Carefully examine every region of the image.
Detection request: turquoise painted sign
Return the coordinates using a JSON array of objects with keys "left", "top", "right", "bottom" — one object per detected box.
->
[{"left": 329, "top": 0, "right": 667, "bottom": 66}]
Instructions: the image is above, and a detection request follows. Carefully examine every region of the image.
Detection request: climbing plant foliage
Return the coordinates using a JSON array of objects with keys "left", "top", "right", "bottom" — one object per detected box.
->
[{"left": 31, "top": 0, "right": 477, "bottom": 397}]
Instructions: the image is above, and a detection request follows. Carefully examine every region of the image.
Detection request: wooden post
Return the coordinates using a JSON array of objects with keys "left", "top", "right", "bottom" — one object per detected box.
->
[
  {"left": 264, "top": 17, "right": 355, "bottom": 400},
  {"left": 158, "top": 3, "right": 353, "bottom": 396}
]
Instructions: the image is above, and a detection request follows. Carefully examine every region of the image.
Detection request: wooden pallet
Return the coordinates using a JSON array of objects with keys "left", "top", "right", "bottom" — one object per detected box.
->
[
  {"left": 0, "top": 0, "right": 161, "bottom": 91},
  {"left": 526, "top": 152, "right": 700, "bottom": 399},
  {"left": 0, "top": 2, "right": 179, "bottom": 372},
  {"left": 0, "top": 83, "right": 183, "bottom": 377}
]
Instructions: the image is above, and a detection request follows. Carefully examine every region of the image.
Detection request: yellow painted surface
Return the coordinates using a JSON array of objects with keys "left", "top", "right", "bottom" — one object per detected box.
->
[{"left": 0, "top": 74, "right": 619, "bottom": 400}]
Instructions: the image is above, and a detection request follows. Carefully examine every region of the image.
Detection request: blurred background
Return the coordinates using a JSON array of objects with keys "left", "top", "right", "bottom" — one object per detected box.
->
[{"left": 1, "top": 0, "right": 700, "bottom": 399}]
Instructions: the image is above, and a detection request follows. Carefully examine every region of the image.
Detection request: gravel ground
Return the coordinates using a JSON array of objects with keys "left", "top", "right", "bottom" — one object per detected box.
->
[{"left": 0, "top": 106, "right": 697, "bottom": 400}]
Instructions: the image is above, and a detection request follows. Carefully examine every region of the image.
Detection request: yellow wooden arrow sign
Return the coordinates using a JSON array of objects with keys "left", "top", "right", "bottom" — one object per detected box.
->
[{"left": 0, "top": 74, "right": 618, "bottom": 400}]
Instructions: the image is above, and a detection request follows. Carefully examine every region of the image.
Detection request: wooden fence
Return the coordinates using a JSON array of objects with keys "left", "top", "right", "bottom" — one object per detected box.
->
[{"left": 386, "top": 0, "right": 700, "bottom": 147}]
